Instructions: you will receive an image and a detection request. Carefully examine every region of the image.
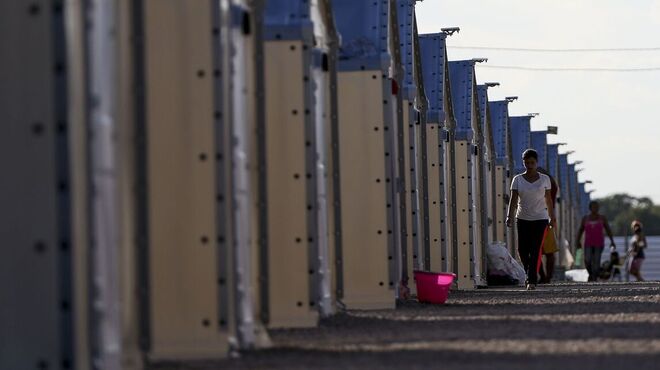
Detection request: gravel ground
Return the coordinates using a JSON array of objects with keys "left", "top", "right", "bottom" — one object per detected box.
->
[{"left": 151, "top": 282, "right": 660, "bottom": 370}]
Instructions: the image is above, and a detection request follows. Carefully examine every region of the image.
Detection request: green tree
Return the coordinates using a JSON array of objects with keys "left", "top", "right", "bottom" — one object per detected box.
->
[{"left": 594, "top": 193, "right": 660, "bottom": 235}]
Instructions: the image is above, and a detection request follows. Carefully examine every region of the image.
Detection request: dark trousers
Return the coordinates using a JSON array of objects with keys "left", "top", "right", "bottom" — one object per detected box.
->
[
  {"left": 517, "top": 219, "right": 548, "bottom": 284},
  {"left": 584, "top": 247, "right": 604, "bottom": 282}
]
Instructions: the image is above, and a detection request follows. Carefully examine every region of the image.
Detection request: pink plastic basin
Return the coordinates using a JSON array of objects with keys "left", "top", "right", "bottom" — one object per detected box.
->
[{"left": 413, "top": 270, "right": 456, "bottom": 304}]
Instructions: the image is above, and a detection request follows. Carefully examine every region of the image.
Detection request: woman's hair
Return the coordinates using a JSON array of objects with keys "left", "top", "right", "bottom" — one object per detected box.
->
[
  {"left": 522, "top": 149, "right": 538, "bottom": 161},
  {"left": 589, "top": 200, "right": 598, "bottom": 209}
]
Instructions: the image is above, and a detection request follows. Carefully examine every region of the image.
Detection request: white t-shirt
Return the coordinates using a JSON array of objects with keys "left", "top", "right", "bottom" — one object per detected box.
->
[{"left": 510, "top": 173, "right": 551, "bottom": 221}]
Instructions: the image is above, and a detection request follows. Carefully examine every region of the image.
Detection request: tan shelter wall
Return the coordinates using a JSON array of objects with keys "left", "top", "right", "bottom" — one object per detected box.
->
[
  {"left": 455, "top": 141, "right": 476, "bottom": 290},
  {"left": 143, "top": 0, "right": 228, "bottom": 359},
  {"left": 338, "top": 70, "right": 394, "bottom": 309},
  {"left": 426, "top": 124, "right": 444, "bottom": 273},
  {"left": 263, "top": 40, "right": 319, "bottom": 328}
]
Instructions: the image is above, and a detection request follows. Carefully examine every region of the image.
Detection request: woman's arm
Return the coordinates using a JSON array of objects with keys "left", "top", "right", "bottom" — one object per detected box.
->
[
  {"left": 506, "top": 190, "right": 519, "bottom": 227},
  {"left": 545, "top": 189, "right": 556, "bottom": 228},
  {"left": 602, "top": 216, "right": 616, "bottom": 248}
]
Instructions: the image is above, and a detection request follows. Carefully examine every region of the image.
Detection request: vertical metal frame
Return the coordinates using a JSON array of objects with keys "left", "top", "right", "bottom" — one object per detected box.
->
[
  {"left": 316, "top": 0, "right": 343, "bottom": 315},
  {"left": 395, "top": 0, "right": 414, "bottom": 294},
  {"left": 396, "top": 0, "right": 426, "bottom": 295},
  {"left": 211, "top": 0, "right": 233, "bottom": 343},
  {"left": 412, "top": 20, "right": 432, "bottom": 273},
  {"left": 0, "top": 1, "right": 77, "bottom": 368},
  {"left": 477, "top": 84, "right": 495, "bottom": 279},
  {"left": 568, "top": 163, "right": 579, "bottom": 246},
  {"left": 86, "top": 0, "right": 144, "bottom": 368},
  {"left": 215, "top": 0, "right": 271, "bottom": 348},
  {"left": 395, "top": 3, "right": 428, "bottom": 276},
  {"left": 387, "top": 0, "right": 405, "bottom": 296},
  {"left": 448, "top": 60, "right": 481, "bottom": 289},
  {"left": 419, "top": 33, "right": 451, "bottom": 273},
  {"left": 489, "top": 100, "right": 511, "bottom": 246},
  {"left": 509, "top": 116, "right": 532, "bottom": 175},
  {"left": 558, "top": 154, "right": 570, "bottom": 249},
  {"left": 311, "top": 0, "right": 340, "bottom": 317}
]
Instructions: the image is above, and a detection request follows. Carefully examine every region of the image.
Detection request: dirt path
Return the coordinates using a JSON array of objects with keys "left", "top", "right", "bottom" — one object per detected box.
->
[{"left": 151, "top": 282, "right": 660, "bottom": 370}]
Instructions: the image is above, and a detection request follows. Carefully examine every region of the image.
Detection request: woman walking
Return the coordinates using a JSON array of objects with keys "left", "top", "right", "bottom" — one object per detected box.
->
[
  {"left": 575, "top": 201, "right": 616, "bottom": 282},
  {"left": 537, "top": 167, "right": 559, "bottom": 283},
  {"left": 629, "top": 220, "right": 647, "bottom": 281},
  {"left": 506, "top": 149, "right": 555, "bottom": 290}
]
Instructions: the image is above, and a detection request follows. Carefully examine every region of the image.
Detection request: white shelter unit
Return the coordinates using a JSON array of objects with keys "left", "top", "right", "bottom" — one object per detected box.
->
[
  {"left": 419, "top": 33, "right": 454, "bottom": 276},
  {"left": 261, "top": 0, "right": 340, "bottom": 327},
  {"left": 332, "top": 0, "right": 403, "bottom": 309},
  {"left": 488, "top": 100, "right": 515, "bottom": 251},
  {"left": 448, "top": 60, "right": 485, "bottom": 289},
  {"left": 476, "top": 85, "right": 497, "bottom": 266}
]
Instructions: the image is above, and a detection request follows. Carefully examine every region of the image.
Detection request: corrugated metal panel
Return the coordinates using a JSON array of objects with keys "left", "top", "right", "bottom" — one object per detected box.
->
[
  {"left": 547, "top": 144, "right": 559, "bottom": 179},
  {"left": 333, "top": 0, "right": 390, "bottom": 70},
  {"left": 448, "top": 60, "right": 476, "bottom": 137},
  {"left": 419, "top": 33, "right": 448, "bottom": 124},
  {"left": 488, "top": 100, "right": 510, "bottom": 161},
  {"left": 530, "top": 131, "right": 548, "bottom": 169},
  {"left": 396, "top": 0, "right": 415, "bottom": 98},
  {"left": 509, "top": 116, "right": 532, "bottom": 174}
]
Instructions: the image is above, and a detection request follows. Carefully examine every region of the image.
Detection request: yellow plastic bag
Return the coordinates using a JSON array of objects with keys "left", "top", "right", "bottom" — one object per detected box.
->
[{"left": 542, "top": 227, "right": 559, "bottom": 254}]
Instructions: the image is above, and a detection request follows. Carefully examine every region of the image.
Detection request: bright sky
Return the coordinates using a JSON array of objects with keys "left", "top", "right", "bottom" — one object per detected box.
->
[{"left": 416, "top": 0, "right": 660, "bottom": 203}]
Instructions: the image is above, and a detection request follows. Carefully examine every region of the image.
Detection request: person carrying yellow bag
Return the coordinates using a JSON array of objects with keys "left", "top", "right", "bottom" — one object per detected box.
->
[{"left": 537, "top": 167, "right": 559, "bottom": 283}]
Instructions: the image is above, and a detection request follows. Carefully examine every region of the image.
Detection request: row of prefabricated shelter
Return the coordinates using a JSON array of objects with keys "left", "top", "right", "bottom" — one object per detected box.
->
[{"left": 0, "top": 0, "right": 594, "bottom": 368}]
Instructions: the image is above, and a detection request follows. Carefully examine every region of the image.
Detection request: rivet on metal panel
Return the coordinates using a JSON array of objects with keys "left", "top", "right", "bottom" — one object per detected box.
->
[
  {"left": 34, "top": 241, "right": 47, "bottom": 253},
  {"left": 32, "top": 122, "right": 45, "bottom": 136}
]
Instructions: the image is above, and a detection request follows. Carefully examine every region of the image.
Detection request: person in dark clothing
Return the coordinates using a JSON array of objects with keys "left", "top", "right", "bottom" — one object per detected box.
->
[
  {"left": 576, "top": 201, "right": 616, "bottom": 282},
  {"left": 537, "top": 167, "right": 558, "bottom": 284},
  {"left": 629, "top": 220, "right": 647, "bottom": 281}
]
